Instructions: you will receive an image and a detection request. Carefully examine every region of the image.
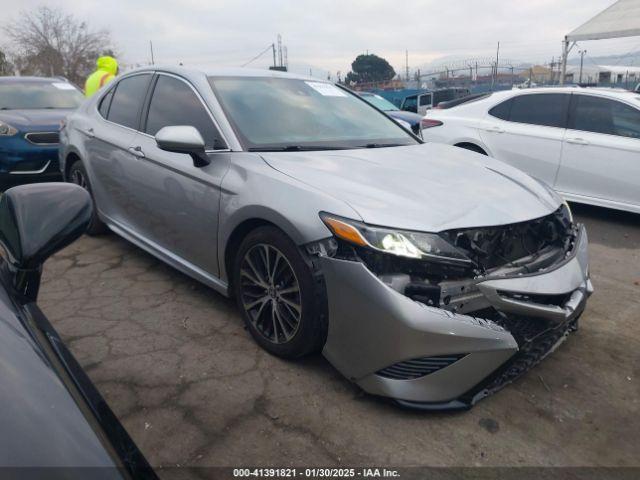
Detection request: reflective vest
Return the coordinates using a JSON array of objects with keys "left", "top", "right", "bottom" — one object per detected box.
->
[{"left": 85, "top": 56, "right": 118, "bottom": 97}]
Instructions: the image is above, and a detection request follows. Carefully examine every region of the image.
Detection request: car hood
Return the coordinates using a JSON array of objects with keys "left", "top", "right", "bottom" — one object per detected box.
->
[
  {"left": 0, "top": 109, "right": 75, "bottom": 130},
  {"left": 260, "top": 143, "right": 561, "bottom": 232}
]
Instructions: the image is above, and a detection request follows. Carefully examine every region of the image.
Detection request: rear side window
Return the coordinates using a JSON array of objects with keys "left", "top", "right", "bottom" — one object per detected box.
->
[
  {"left": 489, "top": 98, "right": 512, "bottom": 120},
  {"left": 508, "top": 94, "right": 570, "bottom": 128},
  {"left": 107, "top": 74, "right": 151, "bottom": 130},
  {"left": 570, "top": 95, "right": 640, "bottom": 139},
  {"left": 98, "top": 88, "right": 114, "bottom": 118},
  {"left": 145, "top": 75, "right": 223, "bottom": 149}
]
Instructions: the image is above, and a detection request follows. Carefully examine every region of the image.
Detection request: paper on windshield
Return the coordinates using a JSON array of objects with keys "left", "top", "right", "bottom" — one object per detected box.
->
[
  {"left": 52, "top": 82, "right": 76, "bottom": 90},
  {"left": 305, "top": 81, "right": 347, "bottom": 97}
]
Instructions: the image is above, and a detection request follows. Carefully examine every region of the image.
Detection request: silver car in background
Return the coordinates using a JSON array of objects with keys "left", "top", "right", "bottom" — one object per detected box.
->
[{"left": 60, "top": 67, "right": 592, "bottom": 409}]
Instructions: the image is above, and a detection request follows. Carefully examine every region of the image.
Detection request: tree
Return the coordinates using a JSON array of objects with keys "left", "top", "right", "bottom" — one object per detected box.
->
[
  {"left": 3, "top": 6, "right": 114, "bottom": 85},
  {"left": 345, "top": 54, "right": 395, "bottom": 85},
  {"left": 0, "top": 49, "right": 13, "bottom": 75}
]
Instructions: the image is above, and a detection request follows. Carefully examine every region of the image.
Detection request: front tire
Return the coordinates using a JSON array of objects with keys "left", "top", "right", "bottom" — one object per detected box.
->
[
  {"left": 232, "top": 226, "right": 326, "bottom": 359},
  {"left": 68, "top": 161, "right": 108, "bottom": 236}
]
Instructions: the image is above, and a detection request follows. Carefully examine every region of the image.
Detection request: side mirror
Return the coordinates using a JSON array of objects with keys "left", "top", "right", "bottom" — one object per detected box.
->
[
  {"left": 0, "top": 183, "right": 92, "bottom": 299},
  {"left": 155, "top": 125, "right": 211, "bottom": 167}
]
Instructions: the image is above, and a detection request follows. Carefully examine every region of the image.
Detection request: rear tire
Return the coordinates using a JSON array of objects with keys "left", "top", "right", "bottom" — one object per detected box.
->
[
  {"left": 68, "top": 160, "right": 108, "bottom": 236},
  {"left": 232, "top": 226, "right": 326, "bottom": 359}
]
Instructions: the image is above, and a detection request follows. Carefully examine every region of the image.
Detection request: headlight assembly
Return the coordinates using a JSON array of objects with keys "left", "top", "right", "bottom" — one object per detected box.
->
[
  {"left": 0, "top": 121, "right": 18, "bottom": 136},
  {"left": 562, "top": 200, "right": 574, "bottom": 224},
  {"left": 320, "top": 213, "right": 472, "bottom": 265}
]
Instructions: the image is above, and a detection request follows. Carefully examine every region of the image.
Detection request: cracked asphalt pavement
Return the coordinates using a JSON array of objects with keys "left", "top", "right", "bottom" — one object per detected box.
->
[{"left": 37, "top": 203, "right": 639, "bottom": 473}]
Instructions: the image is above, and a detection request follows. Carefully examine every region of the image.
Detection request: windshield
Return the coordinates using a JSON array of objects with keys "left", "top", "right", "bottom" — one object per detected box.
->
[
  {"left": 0, "top": 81, "right": 83, "bottom": 110},
  {"left": 361, "top": 94, "right": 399, "bottom": 111},
  {"left": 208, "top": 76, "right": 418, "bottom": 151}
]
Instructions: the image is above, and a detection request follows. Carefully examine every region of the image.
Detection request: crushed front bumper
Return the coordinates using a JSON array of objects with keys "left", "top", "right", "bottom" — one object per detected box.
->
[{"left": 319, "top": 225, "right": 592, "bottom": 410}]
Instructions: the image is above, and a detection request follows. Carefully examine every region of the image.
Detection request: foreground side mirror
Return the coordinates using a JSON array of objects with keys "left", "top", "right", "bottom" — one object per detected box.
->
[
  {"left": 0, "top": 183, "right": 92, "bottom": 299},
  {"left": 155, "top": 125, "right": 211, "bottom": 167}
]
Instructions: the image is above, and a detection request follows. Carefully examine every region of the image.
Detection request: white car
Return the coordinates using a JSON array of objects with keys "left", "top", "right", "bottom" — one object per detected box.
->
[{"left": 422, "top": 87, "right": 640, "bottom": 213}]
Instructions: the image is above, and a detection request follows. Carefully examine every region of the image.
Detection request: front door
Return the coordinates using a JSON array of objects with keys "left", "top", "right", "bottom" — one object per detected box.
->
[
  {"left": 122, "top": 74, "right": 231, "bottom": 276},
  {"left": 480, "top": 92, "right": 570, "bottom": 186}
]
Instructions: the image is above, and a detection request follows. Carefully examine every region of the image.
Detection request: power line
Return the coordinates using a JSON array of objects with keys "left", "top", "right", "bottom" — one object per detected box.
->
[{"left": 240, "top": 44, "right": 274, "bottom": 67}]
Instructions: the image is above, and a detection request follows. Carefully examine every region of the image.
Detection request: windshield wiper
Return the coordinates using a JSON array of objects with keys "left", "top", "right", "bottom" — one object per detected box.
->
[
  {"left": 359, "top": 143, "right": 404, "bottom": 148},
  {"left": 248, "top": 145, "right": 348, "bottom": 152}
]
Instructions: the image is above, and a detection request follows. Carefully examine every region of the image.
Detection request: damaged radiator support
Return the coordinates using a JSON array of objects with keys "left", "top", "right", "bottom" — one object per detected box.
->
[{"left": 356, "top": 207, "right": 577, "bottom": 318}]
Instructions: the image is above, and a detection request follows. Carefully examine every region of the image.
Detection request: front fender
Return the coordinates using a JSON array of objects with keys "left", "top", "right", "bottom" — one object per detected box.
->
[{"left": 217, "top": 153, "right": 360, "bottom": 282}]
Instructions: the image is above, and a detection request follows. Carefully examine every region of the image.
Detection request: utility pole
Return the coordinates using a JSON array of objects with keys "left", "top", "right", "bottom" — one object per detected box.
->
[
  {"left": 579, "top": 49, "right": 586, "bottom": 84},
  {"left": 491, "top": 41, "right": 500, "bottom": 91},
  {"left": 150, "top": 40, "right": 155, "bottom": 65},
  {"left": 405, "top": 49, "right": 409, "bottom": 82}
]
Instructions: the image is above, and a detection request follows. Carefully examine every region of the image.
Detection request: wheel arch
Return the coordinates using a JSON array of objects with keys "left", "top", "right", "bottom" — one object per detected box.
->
[
  {"left": 220, "top": 206, "right": 318, "bottom": 289},
  {"left": 64, "top": 149, "right": 83, "bottom": 181},
  {"left": 454, "top": 141, "right": 489, "bottom": 155}
]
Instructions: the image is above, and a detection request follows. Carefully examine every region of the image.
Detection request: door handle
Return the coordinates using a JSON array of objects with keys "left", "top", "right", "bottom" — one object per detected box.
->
[
  {"left": 81, "top": 127, "right": 94, "bottom": 138},
  {"left": 128, "top": 146, "right": 145, "bottom": 158},
  {"left": 484, "top": 126, "right": 505, "bottom": 133},
  {"left": 566, "top": 137, "right": 589, "bottom": 145}
]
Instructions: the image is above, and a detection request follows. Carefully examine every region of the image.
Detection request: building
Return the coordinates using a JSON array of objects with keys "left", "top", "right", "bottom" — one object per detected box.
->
[{"left": 564, "top": 64, "right": 640, "bottom": 86}]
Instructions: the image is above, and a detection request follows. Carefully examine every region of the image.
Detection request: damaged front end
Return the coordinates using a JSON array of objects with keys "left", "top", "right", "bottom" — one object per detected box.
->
[{"left": 310, "top": 205, "right": 592, "bottom": 409}]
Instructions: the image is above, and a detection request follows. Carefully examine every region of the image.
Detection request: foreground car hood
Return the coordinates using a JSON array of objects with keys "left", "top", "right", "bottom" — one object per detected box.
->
[{"left": 261, "top": 143, "right": 561, "bottom": 232}]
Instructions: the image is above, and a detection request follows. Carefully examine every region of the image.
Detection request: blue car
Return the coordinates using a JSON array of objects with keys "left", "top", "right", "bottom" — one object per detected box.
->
[
  {"left": 357, "top": 91, "right": 424, "bottom": 136},
  {"left": 0, "top": 77, "right": 83, "bottom": 186}
]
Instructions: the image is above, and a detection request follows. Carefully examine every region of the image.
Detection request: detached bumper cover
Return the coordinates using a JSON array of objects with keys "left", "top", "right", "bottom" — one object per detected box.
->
[{"left": 320, "top": 225, "right": 591, "bottom": 409}]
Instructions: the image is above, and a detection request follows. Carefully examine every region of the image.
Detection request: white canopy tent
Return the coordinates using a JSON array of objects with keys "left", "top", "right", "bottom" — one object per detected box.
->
[{"left": 561, "top": 0, "right": 640, "bottom": 83}]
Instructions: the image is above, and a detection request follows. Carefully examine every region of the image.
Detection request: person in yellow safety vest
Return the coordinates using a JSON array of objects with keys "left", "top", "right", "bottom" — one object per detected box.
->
[{"left": 84, "top": 56, "right": 118, "bottom": 97}]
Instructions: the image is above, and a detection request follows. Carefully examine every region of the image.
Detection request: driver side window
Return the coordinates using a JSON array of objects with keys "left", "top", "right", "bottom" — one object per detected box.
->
[{"left": 145, "top": 75, "right": 225, "bottom": 150}]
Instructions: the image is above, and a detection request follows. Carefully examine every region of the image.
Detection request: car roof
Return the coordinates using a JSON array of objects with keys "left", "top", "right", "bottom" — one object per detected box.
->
[
  {"left": 505, "top": 86, "right": 639, "bottom": 101},
  {"left": 123, "top": 65, "right": 319, "bottom": 82}
]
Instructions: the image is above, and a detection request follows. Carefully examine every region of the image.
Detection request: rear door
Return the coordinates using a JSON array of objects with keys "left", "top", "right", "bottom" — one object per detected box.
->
[
  {"left": 124, "top": 73, "right": 230, "bottom": 276},
  {"left": 556, "top": 93, "right": 640, "bottom": 209},
  {"left": 480, "top": 92, "right": 570, "bottom": 186},
  {"left": 85, "top": 73, "right": 152, "bottom": 225}
]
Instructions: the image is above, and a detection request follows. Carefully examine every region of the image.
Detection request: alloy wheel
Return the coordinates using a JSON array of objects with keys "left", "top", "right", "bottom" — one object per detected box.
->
[
  {"left": 239, "top": 244, "right": 302, "bottom": 344},
  {"left": 70, "top": 168, "right": 88, "bottom": 189}
]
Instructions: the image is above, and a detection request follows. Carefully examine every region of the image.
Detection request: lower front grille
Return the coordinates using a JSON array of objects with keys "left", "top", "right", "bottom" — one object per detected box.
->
[
  {"left": 377, "top": 354, "right": 466, "bottom": 380},
  {"left": 25, "top": 132, "right": 60, "bottom": 145},
  {"left": 464, "top": 314, "right": 580, "bottom": 404}
]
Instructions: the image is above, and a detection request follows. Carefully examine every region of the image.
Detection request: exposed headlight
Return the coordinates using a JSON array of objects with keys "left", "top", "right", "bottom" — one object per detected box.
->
[
  {"left": 562, "top": 200, "right": 574, "bottom": 224},
  {"left": 0, "top": 121, "right": 17, "bottom": 136},
  {"left": 320, "top": 213, "right": 472, "bottom": 264}
]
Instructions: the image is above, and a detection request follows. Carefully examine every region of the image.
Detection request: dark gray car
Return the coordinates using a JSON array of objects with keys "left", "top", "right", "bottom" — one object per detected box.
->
[{"left": 60, "top": 67, "right": 592, "bottom": 409}]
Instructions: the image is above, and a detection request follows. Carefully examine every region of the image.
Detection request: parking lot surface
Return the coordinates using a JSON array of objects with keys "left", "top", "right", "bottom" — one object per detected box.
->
[{"left": 38, "top": 204, "right": 639, "bottom": 472}]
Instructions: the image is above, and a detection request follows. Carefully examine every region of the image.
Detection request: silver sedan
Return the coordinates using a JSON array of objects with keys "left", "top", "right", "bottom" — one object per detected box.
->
[{"left": 59, "top": 67, "right": 592, "bottom": 409}]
